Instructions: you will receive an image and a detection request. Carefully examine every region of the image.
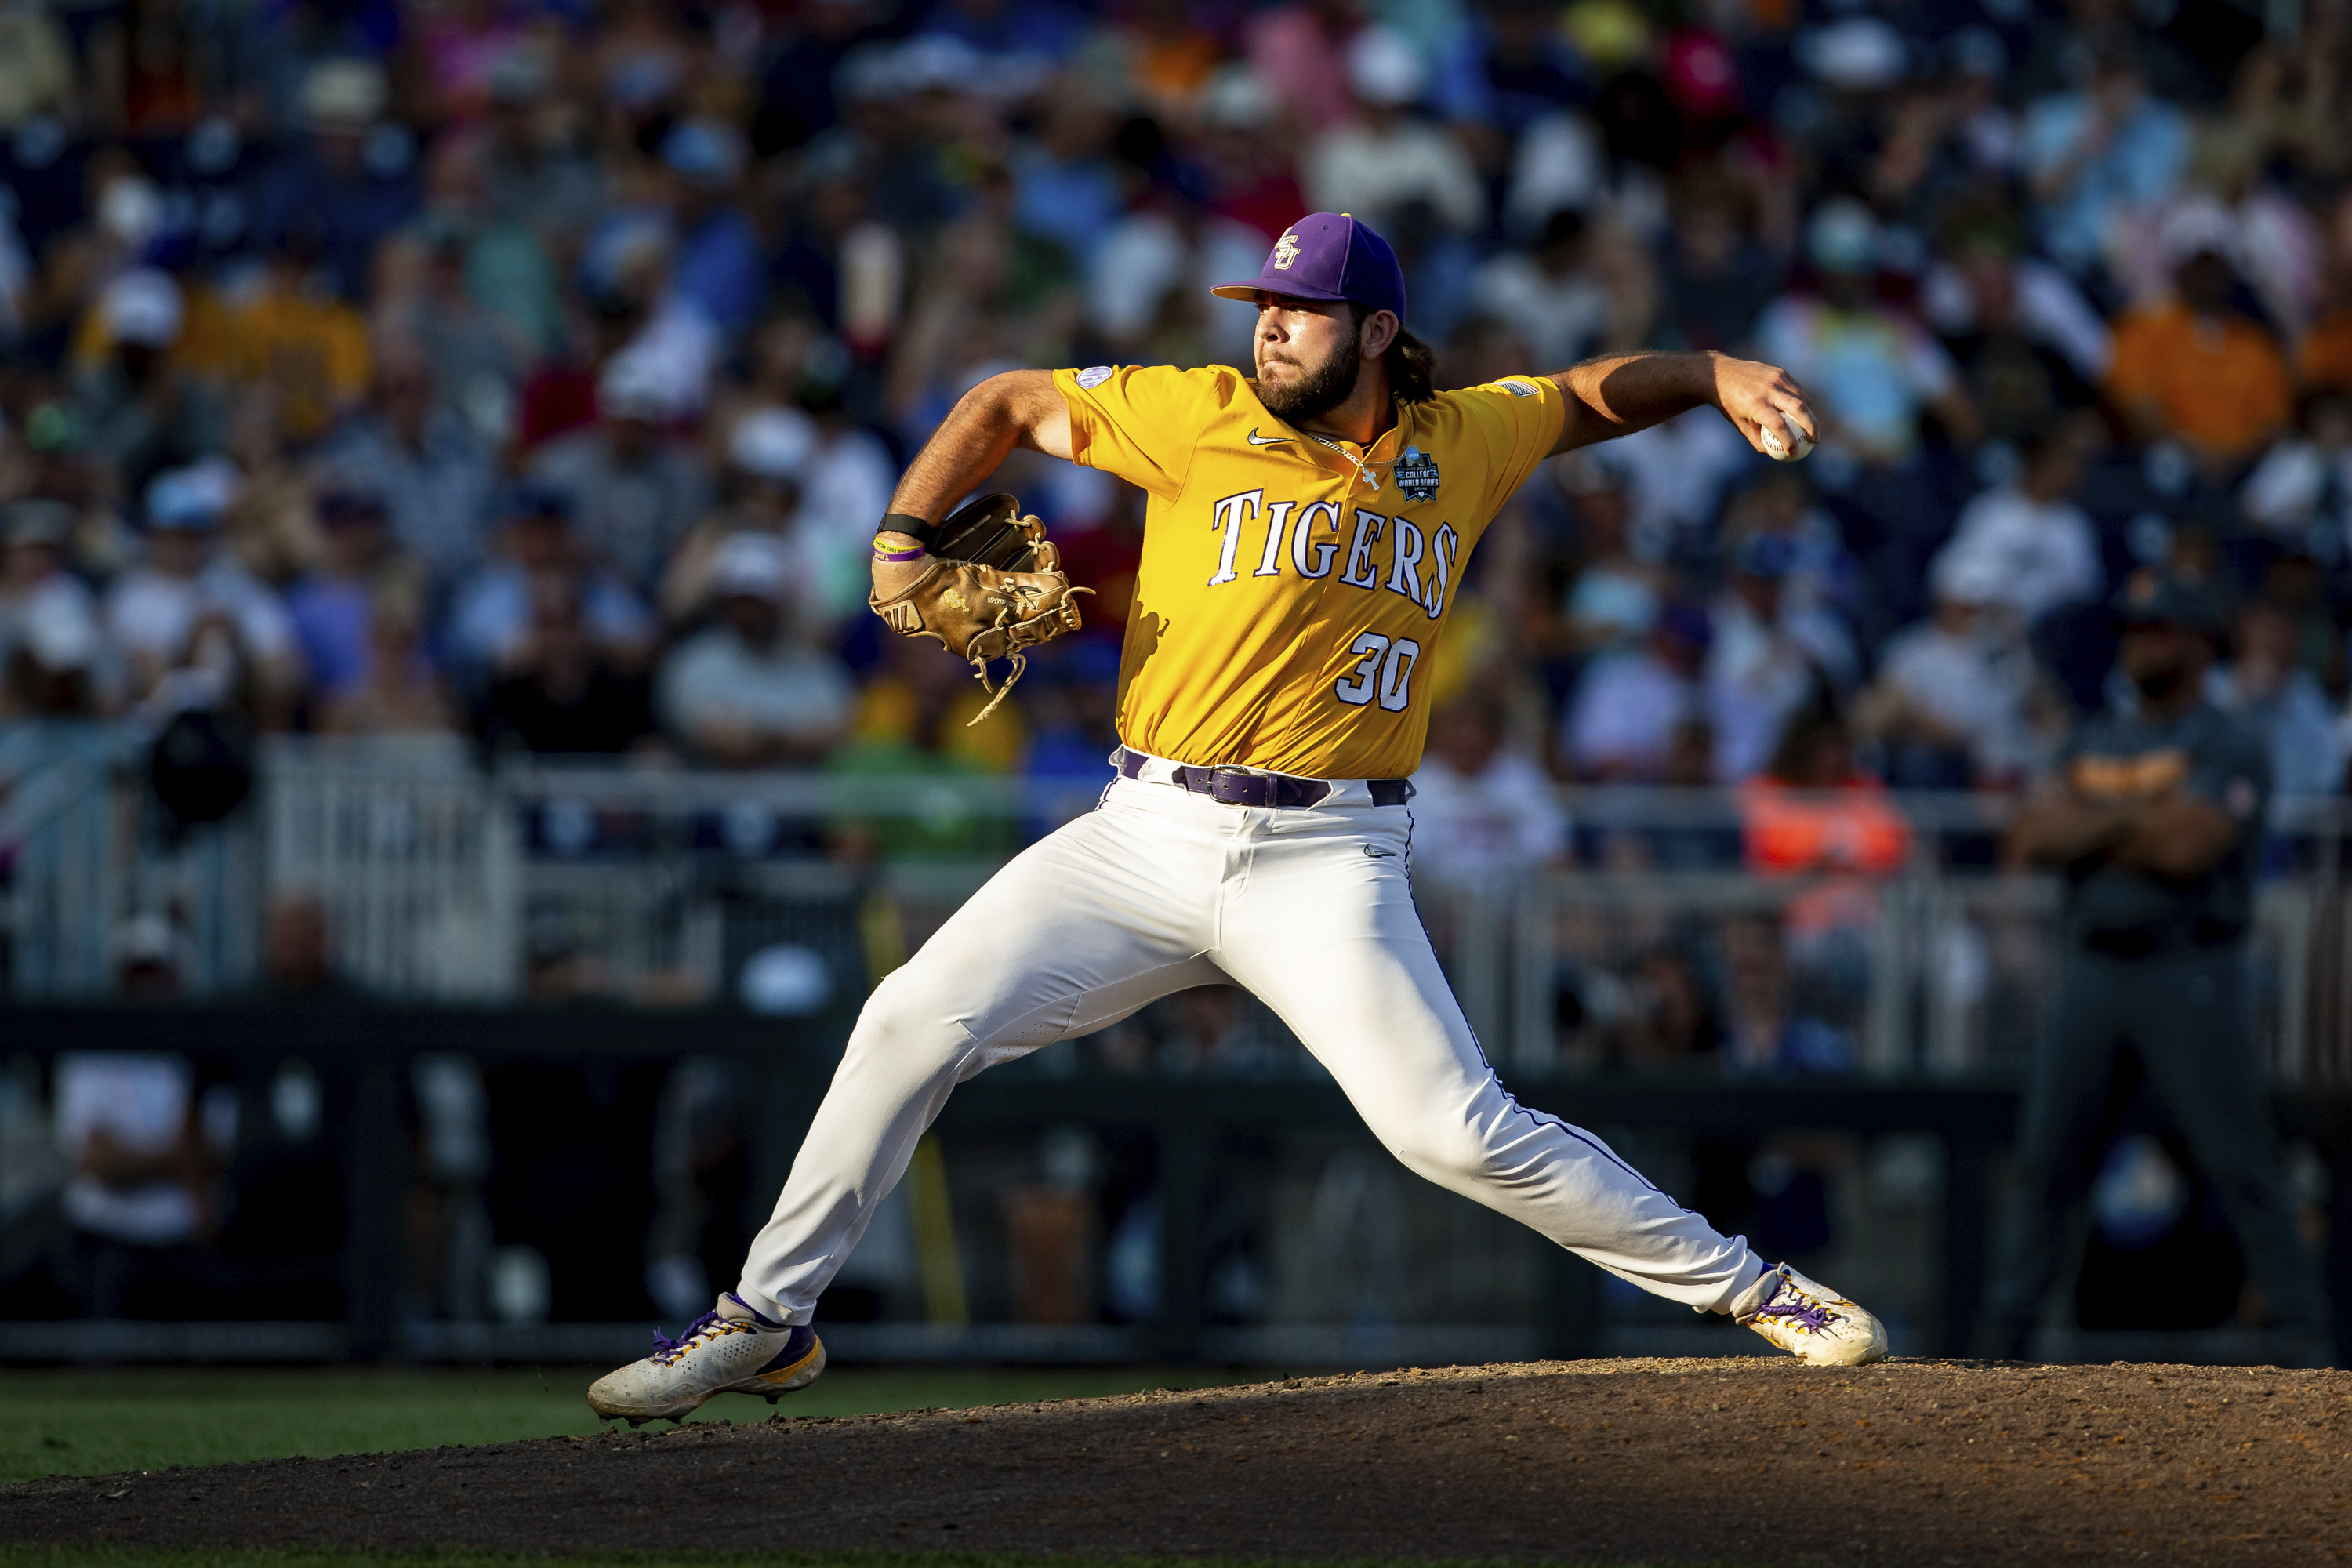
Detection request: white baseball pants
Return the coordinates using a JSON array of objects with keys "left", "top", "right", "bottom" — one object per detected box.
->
[{"left": 736, "top": 771, "right": 1766, "bottom": 1320}]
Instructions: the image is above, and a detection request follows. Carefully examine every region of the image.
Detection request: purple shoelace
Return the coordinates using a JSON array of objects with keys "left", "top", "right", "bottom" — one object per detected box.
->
[
  {"left": 1755, "top": 1288, "right": 1835, "bottom": 1334},
  {"left": 652, "top": 1309, "right": 724, "bottom": 1358}
]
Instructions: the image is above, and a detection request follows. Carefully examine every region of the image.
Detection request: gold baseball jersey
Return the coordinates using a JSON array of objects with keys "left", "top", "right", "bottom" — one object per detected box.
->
[{"left": 1053, "top": 362, "right": 1567, "bottom": 780}]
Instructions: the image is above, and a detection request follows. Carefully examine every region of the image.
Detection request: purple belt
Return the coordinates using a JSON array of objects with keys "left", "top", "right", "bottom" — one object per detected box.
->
[{"left": 1116, "top": 748, "right": 1413, "bottom": 808}]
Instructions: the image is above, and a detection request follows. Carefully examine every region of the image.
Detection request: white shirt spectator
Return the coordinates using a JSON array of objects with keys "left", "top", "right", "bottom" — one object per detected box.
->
[
  {"left": 1086, "top": 211, "right": 1263, "bottom": 363},
  {"left": 1706, "top": 586, "right": 1856, "bottom": 782},
  {"left": 105, "top": 557, "right": 296, "bottom": 677},
  {"left": 1921, "top": 256, "right": 2114, "bottom": 383},
  {"left": 795, "top": 425, "right": 902, "bottom": 626},
  {"left": 2241, "top": 437, "right": 2352, "bottom": 547},
  {"left": 1607, "top": 407, "right": 1753, "bottom": 554},
  {"left": 1871, "top": 608, "right": 2039, "bottom": 778},
  {"left": 658, "top": 630, "right": 855, "bottom": 755},
  {"left": 1935, "top": 483, "right": 2103, "bottom": 625},
  {"left": 659, "top": 532, "right": 855, "bottom": 762},
  {"left": 1504, "top": 112, "right": 1602, "bottom": 240},
  {"left": 1564, "top": 648, "right": 1697, "bottom": 779},
  {"left": 1409, "top": 748, "right": 1570, "bottom": 884},
  {"left": 1302, "top": 116, "right": 1485, "bottom": 235},
  {"left": 1469, "top": 249, "right": 1606, "bottom": 370},
  {"left": 0, "top": 567, "right": 107, "bottom": 699},
  {"left": 54, "top": 1052, "right": 200, "bottom": 1247}
]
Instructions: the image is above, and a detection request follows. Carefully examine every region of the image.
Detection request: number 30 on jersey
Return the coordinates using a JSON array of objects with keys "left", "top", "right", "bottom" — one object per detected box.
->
[{"left": 1334, "top": 633, "right": 1421, "bottom": 711}]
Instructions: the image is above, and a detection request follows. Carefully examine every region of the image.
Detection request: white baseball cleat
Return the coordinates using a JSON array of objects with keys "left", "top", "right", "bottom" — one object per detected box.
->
[
  {"left": 586, "top": 1292, "right": 826, "bottom": 1425},
  {"left": 1734, "top": 1262, "right": 1889, "bottom": 1367}
]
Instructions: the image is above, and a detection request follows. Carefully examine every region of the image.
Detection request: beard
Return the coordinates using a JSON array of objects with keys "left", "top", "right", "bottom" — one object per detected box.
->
[
  {"left": 1256, "top": 326, "right": 1364, "bottom": 423},
  {"left": 2127, "top": 659, "right": 2191, "bottom": 704}
]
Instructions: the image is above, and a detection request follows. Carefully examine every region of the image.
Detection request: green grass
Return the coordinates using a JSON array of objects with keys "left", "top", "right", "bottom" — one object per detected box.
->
[
  {"left": 0, "top": 1555, "right": 1773, "bottom": 1568},
  {"left": 0, "top": 1367, "right": 1248, "bottom": 1486}
]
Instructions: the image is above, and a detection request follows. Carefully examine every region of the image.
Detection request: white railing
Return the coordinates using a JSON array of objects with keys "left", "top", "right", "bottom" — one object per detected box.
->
[{"left": 7, "top": 727, "right": 2352, "bottom": 1086}]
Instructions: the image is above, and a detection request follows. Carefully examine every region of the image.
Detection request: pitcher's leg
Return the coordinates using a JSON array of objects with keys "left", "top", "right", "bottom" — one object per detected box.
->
[
  {"left": 737, "top": 806, "right": 1221, "bottom": 1320},
  {"left": 1217, "top": 830, "right": 1762, "bottom": 1312}
]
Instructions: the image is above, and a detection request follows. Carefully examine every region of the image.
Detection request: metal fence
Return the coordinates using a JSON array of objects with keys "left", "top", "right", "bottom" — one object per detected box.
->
[
  {"left": 7, "top": 728, "right": 2352, "bottom": 1364},
  {"left": 6, "top": 728, "right": 2352, "bottom": 1085}
]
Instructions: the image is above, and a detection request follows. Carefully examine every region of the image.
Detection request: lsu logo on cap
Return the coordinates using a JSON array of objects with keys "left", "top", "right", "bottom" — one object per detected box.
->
[{"left": 1271, "top": 231, "right": 1301, "bottom": 270}]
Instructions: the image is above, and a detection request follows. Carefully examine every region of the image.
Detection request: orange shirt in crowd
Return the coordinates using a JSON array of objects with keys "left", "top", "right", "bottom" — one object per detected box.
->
[
  {"left": 1739, "top": 777, "right": 1911, "bottom": 876},
  {"left": 2300, "top": 307, "right": 2352, "bottom": 394},
  {"left": 2104, "top": 303, "right": 2292, "bottom": 466},
  {"left": 1740, "top": 775, "right": 1912, "bottom": 942}
]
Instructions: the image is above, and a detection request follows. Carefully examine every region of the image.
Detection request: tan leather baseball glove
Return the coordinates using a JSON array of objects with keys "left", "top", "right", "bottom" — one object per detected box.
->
[{"left": 869, "top": 493, "right": 1090, "bottom": 724}]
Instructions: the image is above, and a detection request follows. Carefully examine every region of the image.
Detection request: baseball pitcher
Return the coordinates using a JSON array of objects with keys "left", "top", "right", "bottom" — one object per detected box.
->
[{"left": 589, "top": 213, "right": 1881, "bottom": 1423}]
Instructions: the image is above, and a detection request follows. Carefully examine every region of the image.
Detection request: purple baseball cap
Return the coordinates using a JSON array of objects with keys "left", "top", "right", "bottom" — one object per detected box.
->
[{"left": 1211, "top": 212, "right": 1408, "bottom": 325}]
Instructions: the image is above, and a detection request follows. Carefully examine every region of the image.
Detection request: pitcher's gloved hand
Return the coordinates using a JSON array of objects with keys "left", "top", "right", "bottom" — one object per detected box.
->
[{"left": 868, "top": 493, "right": 1090, "bottom": 724}]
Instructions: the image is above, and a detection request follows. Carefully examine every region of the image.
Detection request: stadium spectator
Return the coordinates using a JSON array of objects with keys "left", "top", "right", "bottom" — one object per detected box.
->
[
  {"left": 1922, "top": 221, "right": 2112, "bottom": 446},
  {"left": 658, "top": 532, "right": 854, "bottom": 768},
  {"left": 1856, "top": 548, "right": 2044, "bottom": 789},
  {"left": 660, "top": 406, "right": 818, "bottom": 626},
  {"left": 1705, "top": 533, "right": 1857, "bottom": 782},
  {"left": 252, "top": 59, "right": 421, "bottom": 305},
  {"left": 2240, "top": 389, "right": 2352, "bottom": 554},
  {"left": 2208, "top": 597, "right": 2344, "bottom": 804},
  {"left": 219, "top": 226, "right": 374, "bottom": 449},
  {"left": 474, "top": 568, "right": 657, "bottom": 758},
  {"left": 104, "top": 463, "right": 299, "bottom": 724},
  {"left": 53, "top": 1047, "right": 217, "bottom": 1314},
  {"left": 2020, "top": 43, "right": 2188, "bottom": 281},
  {"left": 528, "top": 350, "right": 714, "bottom": 592},
  {"left": 317, "top": 347, "right": 498, "bottom": 581},
  {"left": 321, "top": 581, "right": 453, "bottom": 737},
  {"left": 445, "top": 483, "right": 655, "bottom": 684},
  {"left": 1755, "top": 202, "right": 1979, "bottom": 471},
  {"left": 1552, "top": 449, "right": 1662, "bottom": 655},
  {"left": 1740, "top": 699, "right": 1911, "bottom": 880},
  {"left": 1409, "top": 688, "right": 1572, "bottom": 884},
  {"left": 73, "top": 269, "right": 221, "bottom": 503},
  {"left": 2107, "top": 245, "right": 2294, "bottom": 470},
  {"left": 1657, "top": 169, "right": 1779, "bottom": 357},
  {"left": 1560, "top": 600, "right": 1706, "bottom": 782},
  {"left": 1933, "top": 425, "right": 2105, "bottom": 628},
  {"left": 0, "top": 499, "right": 108, "bottom": 717},
  {"left": 285, "top": 488, "right": 420, "bottom": 709},
  {"left": 1470, "top": 209, "right": 1605, "bottom": 371}
]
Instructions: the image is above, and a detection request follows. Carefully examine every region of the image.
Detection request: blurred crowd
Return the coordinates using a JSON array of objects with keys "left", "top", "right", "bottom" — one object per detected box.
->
[{"left": 3, "top": 0, "right": 2352, "bottom": 847}]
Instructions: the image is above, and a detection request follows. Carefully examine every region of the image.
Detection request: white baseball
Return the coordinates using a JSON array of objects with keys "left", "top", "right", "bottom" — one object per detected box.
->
[{"left": 1760, "top": 416, "right": 1815, "bottom": 463}]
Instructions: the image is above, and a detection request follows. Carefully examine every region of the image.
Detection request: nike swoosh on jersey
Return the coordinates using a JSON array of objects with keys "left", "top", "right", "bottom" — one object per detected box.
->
[{"left": 1245, "top": 428, "right": 1294, "bottom": 445}]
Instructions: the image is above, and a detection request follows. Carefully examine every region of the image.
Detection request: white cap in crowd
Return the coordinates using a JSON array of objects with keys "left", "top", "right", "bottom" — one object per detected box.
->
[
  {"left": 144, "top": 459, "right": 243, "bottom": 532},
  {"left": 1929, "top": 545, "right": 2007, "bottom": 609},
  {"left": 706, "top": 532, "right": 792, "bottom": 604},
  {"left": 598, "top": 345, "right": 699, "bottom": 424},
  {"left": 1346, "top": 26, "right": 1426, "bottom": 107},
  {"left": 99, "top": 268, "right": 185, "bottom": 348},
  {"left": 727, "top": 408, "right": 817, "bottom": 485}
]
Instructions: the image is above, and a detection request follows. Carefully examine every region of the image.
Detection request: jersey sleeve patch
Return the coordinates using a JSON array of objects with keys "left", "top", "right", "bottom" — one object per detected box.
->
[
  {"left": 1497, "top": 378, "right": 1541, "bottom": 398},
  {"left": 1075, "top": 365, "right": 1114, "bottom": 390}
]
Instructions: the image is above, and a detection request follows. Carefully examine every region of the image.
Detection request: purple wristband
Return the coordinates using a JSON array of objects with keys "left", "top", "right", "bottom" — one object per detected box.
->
[{"left": 872, "top": 544, "right": 928, "bottom": 562}]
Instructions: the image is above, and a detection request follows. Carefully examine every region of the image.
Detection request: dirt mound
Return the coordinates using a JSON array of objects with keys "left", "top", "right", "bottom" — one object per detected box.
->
[{"left": 3, "top": 1359, "right": 2347, "bottom": 1565}]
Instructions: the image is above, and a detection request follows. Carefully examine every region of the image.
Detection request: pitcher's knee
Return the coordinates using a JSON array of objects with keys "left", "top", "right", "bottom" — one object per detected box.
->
[
  {"left": 841, "top": 967, "right": 973, "bottom": 1076},
  {"left": 1388, "top": 1123, "right": 1513, "bottom": 1189}
]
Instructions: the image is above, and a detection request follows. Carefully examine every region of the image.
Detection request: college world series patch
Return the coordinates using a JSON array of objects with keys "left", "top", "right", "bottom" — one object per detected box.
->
[{"left": 1396, "top": 445, "right": 1440, "bottom": 503}]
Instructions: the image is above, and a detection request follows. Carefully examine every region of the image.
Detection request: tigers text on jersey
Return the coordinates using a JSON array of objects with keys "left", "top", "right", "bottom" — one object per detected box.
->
[{"left": 1053, "top": 363, "right": 1566, "bottom": 779}]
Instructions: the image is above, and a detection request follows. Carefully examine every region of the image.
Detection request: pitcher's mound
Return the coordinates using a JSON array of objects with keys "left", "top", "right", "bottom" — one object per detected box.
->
[{"left": 4, "top": 1358, "right": 2346, "bottom": 1566}]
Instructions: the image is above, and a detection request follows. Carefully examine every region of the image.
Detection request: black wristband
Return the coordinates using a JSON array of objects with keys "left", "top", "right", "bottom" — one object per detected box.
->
[{"left": 877, "top": 512, "right": 939, "bottom": 549}]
